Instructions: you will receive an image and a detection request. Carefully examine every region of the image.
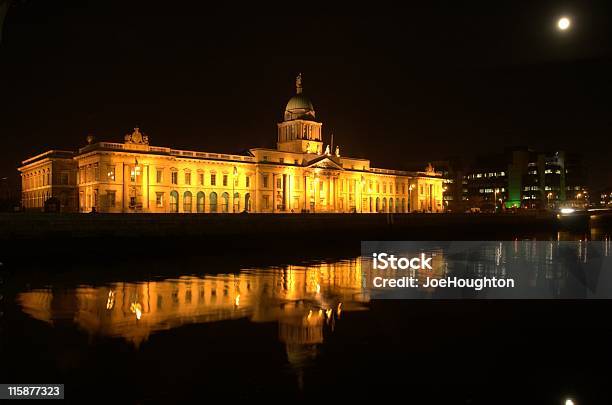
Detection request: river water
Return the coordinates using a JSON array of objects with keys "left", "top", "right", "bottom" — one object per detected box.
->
[{"left": 2, "top": 229, "right": 611, "bottom": 403}]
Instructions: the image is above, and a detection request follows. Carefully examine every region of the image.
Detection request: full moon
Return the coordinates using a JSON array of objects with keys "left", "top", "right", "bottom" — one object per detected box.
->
[{"left": 558, "top": 17, "right": 571, "bottom": 30}]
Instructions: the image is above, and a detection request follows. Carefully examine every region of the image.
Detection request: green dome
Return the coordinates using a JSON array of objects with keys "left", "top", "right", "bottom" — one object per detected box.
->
[{"left": 284, "top": 94, "right": 316, "bottom": 121}]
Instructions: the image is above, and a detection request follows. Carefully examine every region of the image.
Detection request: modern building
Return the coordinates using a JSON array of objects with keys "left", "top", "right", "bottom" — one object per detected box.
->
[
  {"left": 439, "top": 148, "right": 588, "bottom": 212},
  {"left": 599, "top": 188, "right": 612, "bottom": 208},
  {"left": 19, "top": 75, "right": 444, "bottom": 214}
]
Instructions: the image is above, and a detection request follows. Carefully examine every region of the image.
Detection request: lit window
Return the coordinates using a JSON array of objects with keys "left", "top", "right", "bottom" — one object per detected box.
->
[{"left": 107, "top": 166, "right": 115, "bottom": 181}]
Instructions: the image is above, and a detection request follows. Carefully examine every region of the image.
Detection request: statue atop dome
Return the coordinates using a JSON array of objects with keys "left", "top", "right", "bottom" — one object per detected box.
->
[{"left": 296, "top": 73, "right": 303, "bottom": 94}]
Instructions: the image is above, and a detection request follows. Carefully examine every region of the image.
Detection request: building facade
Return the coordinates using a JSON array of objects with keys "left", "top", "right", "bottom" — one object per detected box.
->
[
  {"left": 19, "top": 75, "right": 444, "bottom": 214},
  {"left": 437, "top": 148, "right": 588, "bottom": 212}
]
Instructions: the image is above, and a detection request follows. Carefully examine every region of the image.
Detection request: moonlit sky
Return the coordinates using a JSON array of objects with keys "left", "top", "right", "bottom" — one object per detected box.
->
[{"left": 1, "top": 1, "right": 612, "bottom": 189}]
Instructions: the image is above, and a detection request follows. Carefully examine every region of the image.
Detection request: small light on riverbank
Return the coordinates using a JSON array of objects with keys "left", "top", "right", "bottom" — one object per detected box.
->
[{"left": 565, "top": 399, "right": 575, "bottom": 405}]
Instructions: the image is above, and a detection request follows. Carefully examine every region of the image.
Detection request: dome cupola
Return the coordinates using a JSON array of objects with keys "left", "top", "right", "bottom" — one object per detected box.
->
[{"left": 284, "top": 73, "right": 316, "bottom": 121}]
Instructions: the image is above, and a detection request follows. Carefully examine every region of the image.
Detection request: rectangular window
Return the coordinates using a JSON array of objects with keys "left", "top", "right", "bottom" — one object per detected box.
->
[
  {"left": 277, "top": 178, "right": 282, "bottom": 189},
  {"left": 263, "top": 175, "right": 268, "bottom": 188},
  {"left": 199, "top": 173, "right": 204, "bottom": 185},
  {"left": 263, "top": 156, "right": 269, "bottom": 162},
  {"left": 185, "top": 172, "right": 191, "bottom": 185},
  {"left": 245, "top": 176, "right": 250, "bottom": 187},
  {"left": 263, "top": 195, "right": 269, "bottom": 208},
  {"left": 107, "top": 191, "right": 116, "bottom": 207},
  {"left": 156, "top": 192, "right": 164, "bottom": 208},
  {"left": 211, "top": 173, "right": 216, "bottom": 186},
  {"left": 60, "top": 171, "right": 69, "bottom": 185},
  {"left": 156, "top": 169, "right": 163, "bottom": 183},
  {"left": 171, "top": 171, "right": 178, "bottom": 185},
  {"left": 94, "top": 164, "right": 100, "bottom": 181},
  {"left": 279, "top": 158, "right": 284, "bottom": 164},
  {"left": 223, "top": 174, "right": 228, "bottom": 187},
  {"left": 131, "top": 165, "right": 141, "bottom": 183},
  {"left": 106, "top": 166, "right": 115, "bottom": 181}
]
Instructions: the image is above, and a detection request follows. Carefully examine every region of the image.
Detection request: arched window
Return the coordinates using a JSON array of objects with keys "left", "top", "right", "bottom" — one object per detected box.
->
[
  {"left": 245, "top": 193, "right": 251, "bottom": 212},
  {"left": 389, "top": 198, "right": 394, "bottom": 213},
  {"left": 233, "top": 192, "right": 240, "bottom": 212},
  {"left": 382, "top": 198, "right": 387, "bottom": 212},
  {"left": 197, "top": 192, "right": 205, "bottom": 213},
  {"left": 209, "top": 192, "right": 218, "bottom": 213},
  {"left": 170, "top": 191, "right": 179, "bottom": 213},
  {"left": 376, "top": 197, "right": 380, "bottom": 212},
  {"left": 402, "top": 198, "right": 406, "bottom": 213},
  {"left": 221, "top": 192, "right": 229, "bottom": 213},
  {"left": 183, "top": 191, "right": 192, "bottom": 213}
]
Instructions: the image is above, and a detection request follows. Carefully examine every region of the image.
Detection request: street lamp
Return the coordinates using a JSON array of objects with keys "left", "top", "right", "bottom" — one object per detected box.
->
[
  {"left": 547, "top": 192, "right": 553, "bottom": 209},
  {"left": 443, "top": 185, "right": 448, "bottom": 212},
  {"left": 493, "top": 188, "right": 498, "bottom": 213}
]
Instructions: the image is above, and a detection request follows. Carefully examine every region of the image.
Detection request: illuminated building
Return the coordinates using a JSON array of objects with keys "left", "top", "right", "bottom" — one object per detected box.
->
[
  {"left": 599, "top": 188, "right": 612, "bottom": 207},
  {"left": 438, "top": 148, "right": 587, "bottom": 211},
  {"left": 18, "top": 75, "right": 444, "bottom": 213}
]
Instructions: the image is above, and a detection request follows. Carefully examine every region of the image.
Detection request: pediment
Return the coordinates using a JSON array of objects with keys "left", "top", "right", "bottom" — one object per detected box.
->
[{"left": 305, "top": 156, "right": 343, "bottom": 170}]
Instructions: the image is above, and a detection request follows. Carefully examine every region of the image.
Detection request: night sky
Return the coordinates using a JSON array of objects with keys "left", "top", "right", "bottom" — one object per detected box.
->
[{"left": 1, "top": 1, "right": 611, "bottom": 189}]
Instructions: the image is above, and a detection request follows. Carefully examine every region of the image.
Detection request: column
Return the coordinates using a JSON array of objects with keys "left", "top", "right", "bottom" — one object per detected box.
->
[
  {"left": 333, "top": 177, "right": 338, "bottom": 212},
  {"left": 254, "top": 167, "right": 260, "bottom": 213},
  {"left": 304, "top": 175, "right": 308, "bottom": 211},
  {"left": 272, "top": 173, "right": 277, "bottom": 213},
  {"left": 144, "top": 164, "right": 149, "bottom": 211},
  {"left": 314, "top": 177, "right": 319, "bottom": 212},
  {"left": 123, "top": 163, "right": 129, "bottom": 213}
]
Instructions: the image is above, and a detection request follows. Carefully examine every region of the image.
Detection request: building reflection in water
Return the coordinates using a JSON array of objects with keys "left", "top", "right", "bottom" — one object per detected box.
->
[
  {"left": 17, "top": 260, "right": 369, "bottom": 372},
  {"left": 17, "top": 238, "right": 612, "bottom": 365}
]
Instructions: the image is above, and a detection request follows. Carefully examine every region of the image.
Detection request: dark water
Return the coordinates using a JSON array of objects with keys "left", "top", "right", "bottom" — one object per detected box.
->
[{"left": 2, "top": 230, "right": 612, "bottom": 404}]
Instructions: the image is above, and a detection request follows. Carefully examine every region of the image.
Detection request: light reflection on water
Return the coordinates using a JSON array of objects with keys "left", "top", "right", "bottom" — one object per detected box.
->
[
  {"left": 7, "top": 231, "right": 612, "bottom": 402},
  {"left": 17, "top": 260, "right": 370, "bottom": 370},
  {"left": 17, "top": 238, "right": 610, "bottom": 344},
  {"left": 15, "top": 235, "right": 612, "bottom": 361}
]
